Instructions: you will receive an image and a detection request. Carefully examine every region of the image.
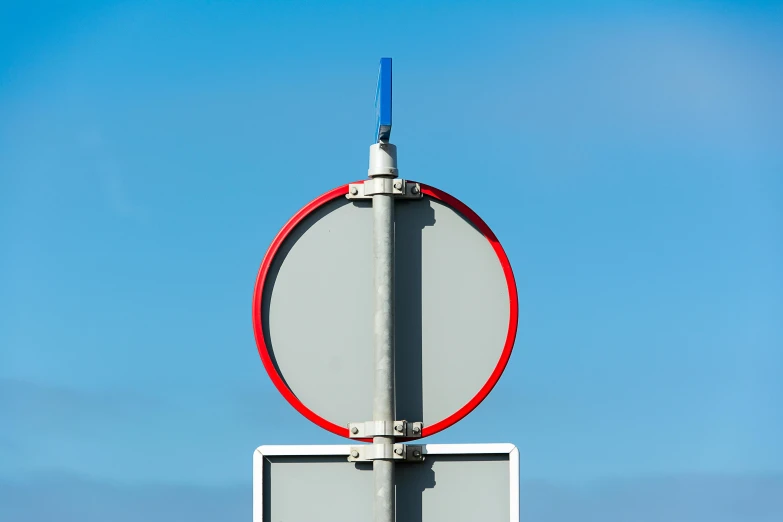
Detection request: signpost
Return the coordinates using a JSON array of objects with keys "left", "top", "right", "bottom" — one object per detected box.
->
[{"left": 252, "top": 57, "right": 519, "bottom": 522}]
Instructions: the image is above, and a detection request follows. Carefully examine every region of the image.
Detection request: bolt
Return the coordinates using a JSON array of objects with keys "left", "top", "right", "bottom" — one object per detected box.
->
[
  {"left": 412, "top": 425, "right": 421, "bottom": 434},
  {"left": 350, "top": 450, "right": 359, "bottom": 458},
  {"left": 350, "top": 186, "right": 359, "bottom": 195},
  {"left": 394, "top": 424, "right": 403, "bottom": 432},
  {"left": 411, "top": 185, "right": 420, "bottom": 194},
  {"left": 413, "top": 450, "right": 422, "bottom": 458},
  {"left": 351, "top": 426, "right": 359, "bottom": 435},
  {"left": 394, "top": 181, "right": 402, "bottom": 190},
  {"left": 394, "top": 447, "right": 403, "bottom": 456}
]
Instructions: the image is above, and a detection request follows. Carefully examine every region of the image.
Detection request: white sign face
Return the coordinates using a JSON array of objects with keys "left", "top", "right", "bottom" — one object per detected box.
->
[
  {"left": 253, "top": 183, "right": 519, "bottom": 439},
  {"left": 253, "top": 443, "right": 519, "bottom": 522}
]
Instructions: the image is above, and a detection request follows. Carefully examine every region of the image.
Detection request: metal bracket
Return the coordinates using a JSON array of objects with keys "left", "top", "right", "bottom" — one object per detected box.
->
[
  {"left": 347, "top": 420, "right": 423, "bottom": 439},
  {"left": 347, "top": 444, "right": 425, "bottom": 462},
  {"left": 345, "top": 179, "right": 422, "bottom": 200}
]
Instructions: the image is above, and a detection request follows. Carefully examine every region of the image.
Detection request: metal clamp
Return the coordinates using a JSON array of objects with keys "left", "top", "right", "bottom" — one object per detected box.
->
[
  {"left": 347, "top": 444, "right": 425, "bottom": 462},
  {"left": 345, "top": 179, "right": 422, "bottom": 200},
  {"left": 347, "top": 420, "right": 423, "bottom": 439}
]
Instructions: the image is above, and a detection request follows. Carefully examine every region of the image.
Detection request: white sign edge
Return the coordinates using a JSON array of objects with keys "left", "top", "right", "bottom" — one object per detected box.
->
[{"left": 253, "top": 443, "right": 519, "bottom": 522}]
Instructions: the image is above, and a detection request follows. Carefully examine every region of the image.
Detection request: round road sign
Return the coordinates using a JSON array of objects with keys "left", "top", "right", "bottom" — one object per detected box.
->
[{"left": 252, "top": 182, "right": 518, "bottom": 439}]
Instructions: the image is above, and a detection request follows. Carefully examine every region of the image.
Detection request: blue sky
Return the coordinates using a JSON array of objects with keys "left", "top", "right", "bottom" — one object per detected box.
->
[{"left": 1, "top": 0, "right": 782, "bottom": 520}]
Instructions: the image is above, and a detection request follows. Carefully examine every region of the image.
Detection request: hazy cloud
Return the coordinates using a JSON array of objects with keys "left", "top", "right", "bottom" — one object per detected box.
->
[
  {"left": 0, "top": 473, "right": 249, "bottom": 522},
  {"left": 76, "top": 127, "right": 148, "bottom": 221},
  {"left": 521, "top": 474, "right": 783, "bottom": 522},
  {"left": 0, "top": 378, "right": 162, "bottom": 434},
  {"left": 0, "top": 471, "right": 781, "bottom": 522}
]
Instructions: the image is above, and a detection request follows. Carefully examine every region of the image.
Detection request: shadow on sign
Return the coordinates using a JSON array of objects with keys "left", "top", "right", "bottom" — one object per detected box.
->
[{"left": 395, "top": 198, "right": 437, "bottom": 425}]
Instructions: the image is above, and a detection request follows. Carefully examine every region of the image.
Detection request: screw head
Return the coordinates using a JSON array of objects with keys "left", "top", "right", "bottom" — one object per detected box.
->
[
  {"left": 394, "top": 447, "right": 403, "bottom": 455},
  {"left": 394, "top": 424, "right": 403, "bottom": 432},
  {"left": 412, "top": 425, "right": 421, "bottom": 434},
  {"left": 351, "top": 426, "right": 359, "bottom": 434},
  {"left": 411, "top": 185, "right": 420, "bottom": 194},
  {"left": 350, "top": 186, "right": 359, "bottom": 195},
  {"left": 413, "top": 450, "right": 422, "bottom": 458},
  {"left": 351, "top": 450, "right": 360, "bottom": 458},
  {"left": 394, "top": 181, "right": 402, "bottom": 190}
]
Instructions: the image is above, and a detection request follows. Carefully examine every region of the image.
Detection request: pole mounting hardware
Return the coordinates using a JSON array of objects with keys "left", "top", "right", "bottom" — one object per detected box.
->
[
  {"left": 347, "top": 420, "right": 424, "bottom": 439},
  {"left": 347, "top": 444, "right": 425, "bottom": 463},
  {"left": 345, "top": 179, "right": 422, "bottom": 200}
]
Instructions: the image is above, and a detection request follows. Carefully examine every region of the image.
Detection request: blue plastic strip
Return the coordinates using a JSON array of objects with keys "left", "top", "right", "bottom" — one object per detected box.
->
[{"left": 374, "top": 57, "right": 392, "bottom": 143}]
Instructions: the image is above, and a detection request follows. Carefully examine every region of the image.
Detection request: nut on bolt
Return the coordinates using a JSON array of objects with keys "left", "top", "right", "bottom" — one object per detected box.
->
[
  {"left": 412, "top": 425, "right": 421, "bottom": 434},
  {"left": 394, "top": 424, "right": 403, "bottom": 432},
  {"left": 350, "top": 186, "right": 359, "bottom": 195},
  {"left": 411, "top": 185, "right": 420, "bottom": 194},
  {"left": 394, "top": 447, "right": 403, "bottom": 456},
  {"left": 412, "top": 450, "right": 422, "bottom": 458},
  {"left": 350, "top": 426, "right": 359, "bottom": 435},
  {"left": 350, "top": 450, "right": 360, "bottom": 458}
]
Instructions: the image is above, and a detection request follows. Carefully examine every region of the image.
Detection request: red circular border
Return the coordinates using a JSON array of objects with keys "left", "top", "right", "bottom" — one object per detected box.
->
[{"left": 252, "top": 182, "right": 519, "bottom": 439}]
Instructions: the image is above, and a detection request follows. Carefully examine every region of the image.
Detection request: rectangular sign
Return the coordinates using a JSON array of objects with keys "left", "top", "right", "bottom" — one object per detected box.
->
[{"left": 253, "top": 443, "right": 519, "bottom": 522}]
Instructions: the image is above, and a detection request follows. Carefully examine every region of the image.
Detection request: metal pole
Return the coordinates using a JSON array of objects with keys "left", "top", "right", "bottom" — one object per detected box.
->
[
  {"left": 371, "top": 143, "right": 396, "bottom": 522},
  {"left": 371, "top": 57, "right": 396, "bottom": 522}
]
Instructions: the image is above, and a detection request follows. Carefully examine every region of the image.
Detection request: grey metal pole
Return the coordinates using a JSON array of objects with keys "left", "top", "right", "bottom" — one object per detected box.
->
[{"left": 371, "top": 144, "right": 396, "bottom": 522}]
